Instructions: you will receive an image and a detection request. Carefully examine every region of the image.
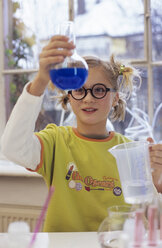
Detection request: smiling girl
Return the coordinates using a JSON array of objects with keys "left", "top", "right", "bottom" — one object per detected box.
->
[{"left": 1, "top": 35, "right": 160, "bottom": 232}]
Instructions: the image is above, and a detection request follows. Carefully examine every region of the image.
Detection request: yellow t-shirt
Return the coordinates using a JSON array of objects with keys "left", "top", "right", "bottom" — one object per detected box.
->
[{"left": 35, "top": 124, "right": 131, "bottom": 232}]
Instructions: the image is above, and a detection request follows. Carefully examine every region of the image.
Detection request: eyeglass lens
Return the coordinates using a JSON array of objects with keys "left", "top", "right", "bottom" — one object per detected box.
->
[{"left": 71, "top": 84, "right": 108, "bottom": 99}]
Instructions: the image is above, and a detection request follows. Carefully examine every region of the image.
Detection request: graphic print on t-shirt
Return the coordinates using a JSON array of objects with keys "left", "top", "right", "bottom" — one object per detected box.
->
[{"left": 65, "top": 162, "right": 122, "bottom": 196}]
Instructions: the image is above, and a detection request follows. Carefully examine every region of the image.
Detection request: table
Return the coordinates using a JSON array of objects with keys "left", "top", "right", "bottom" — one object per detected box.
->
[
  {"left": 0, "top": 232, "right": 101, "bottom": 248},
  {"left": 48, "top": 232, "right": 100, "bottom": 248}
]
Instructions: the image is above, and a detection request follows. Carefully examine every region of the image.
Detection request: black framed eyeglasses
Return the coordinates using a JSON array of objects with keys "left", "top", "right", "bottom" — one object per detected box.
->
[{"left": 68, "top": 83, "right": 116, "bottom": 100}]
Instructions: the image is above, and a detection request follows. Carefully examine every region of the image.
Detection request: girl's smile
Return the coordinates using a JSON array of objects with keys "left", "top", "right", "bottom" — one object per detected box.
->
[{"left": 82, "top": 108, "right": 97, "bottom": 113}]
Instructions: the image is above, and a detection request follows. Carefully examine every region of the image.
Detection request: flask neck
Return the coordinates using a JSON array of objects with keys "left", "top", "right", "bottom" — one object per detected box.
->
[
  {"left": 66, "top": 22, "right": 76, "bottom": 53},
  {"left": 70, "top": 33, "right": 76, "bottom": 53},
  {"left": 60, "top": 21, "right": 76, "bottom": 45}
]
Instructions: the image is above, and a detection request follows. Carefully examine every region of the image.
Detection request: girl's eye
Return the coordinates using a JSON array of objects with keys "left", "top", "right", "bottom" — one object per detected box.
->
[
  {"left": 74, "top": 88, "right": 84, "bottom": 94},
  {"left": 94, "top": 87, "right": 105, "bottom": 93}
]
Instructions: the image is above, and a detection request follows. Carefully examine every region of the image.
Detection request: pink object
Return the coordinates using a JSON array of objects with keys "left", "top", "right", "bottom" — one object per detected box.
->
[
  {"left": 28, "top": 186, "right": 55, "bottom": 248},
  {"left": 160, "top": 214, "right": 162, "bottom": 240},
  {"left": 133, "top": 209, "right": 144, "bottom": 247},
  {"left": 147, "top": 205, "right": 158, "bottom": 247}
]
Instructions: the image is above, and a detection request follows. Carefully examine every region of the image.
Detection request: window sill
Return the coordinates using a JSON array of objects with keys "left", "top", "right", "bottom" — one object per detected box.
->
[{"left": 0, "top": 155, "right": 40, "bottom": 177}]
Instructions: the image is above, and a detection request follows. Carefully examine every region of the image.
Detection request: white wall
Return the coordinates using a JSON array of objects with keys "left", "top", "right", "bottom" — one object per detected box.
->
[{"left": 0, "top": 0, "right": 6, "bottom": 140}]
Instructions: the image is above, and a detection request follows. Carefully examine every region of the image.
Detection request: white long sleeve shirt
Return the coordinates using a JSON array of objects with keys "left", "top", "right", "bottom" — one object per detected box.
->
[{"left": 0, "top": 82, "right": 43, "bottom": 170}]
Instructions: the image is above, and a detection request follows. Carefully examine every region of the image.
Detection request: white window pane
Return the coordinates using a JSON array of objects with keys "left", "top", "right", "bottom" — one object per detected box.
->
[
  {"left": 151, "top": 0, "right": 162, "bottom": 61},
  {"left": 152, "top": 67, "right": 162, "bottom": 143},
  {"left": 4, "top": 0, "right": 69, "bottom": 70},
  {"left": 75, "top": 0, "right": 144, "bottom": 60}
]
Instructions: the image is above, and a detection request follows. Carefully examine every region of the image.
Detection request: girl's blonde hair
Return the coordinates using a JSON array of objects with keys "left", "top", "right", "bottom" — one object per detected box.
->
[{"left": 49, "top": 55, "right": 141, "bottom": 122}]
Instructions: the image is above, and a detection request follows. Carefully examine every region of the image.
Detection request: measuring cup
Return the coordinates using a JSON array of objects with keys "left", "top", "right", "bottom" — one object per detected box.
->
[{"left": 109, "top": 141, "right": 154, "bottom": 204}]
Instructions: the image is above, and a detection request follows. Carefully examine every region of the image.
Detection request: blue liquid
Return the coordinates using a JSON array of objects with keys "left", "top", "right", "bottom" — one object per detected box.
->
[{"left": 49, "top": 68, "right": 88, "bottom": 90}]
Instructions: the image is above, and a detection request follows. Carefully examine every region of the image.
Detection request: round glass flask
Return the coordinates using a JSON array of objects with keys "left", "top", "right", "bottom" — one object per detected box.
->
[
  {"left": 97, "top": 205, "right": 144, "bottom": 248},
  {"left": 49, "top": 21, "right": 88, "bottom": 90}
]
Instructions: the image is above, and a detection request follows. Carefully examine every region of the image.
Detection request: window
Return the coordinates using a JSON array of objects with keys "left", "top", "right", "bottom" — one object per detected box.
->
[{"left": 0, "top": 0, "right": 162, "bottom": 145}]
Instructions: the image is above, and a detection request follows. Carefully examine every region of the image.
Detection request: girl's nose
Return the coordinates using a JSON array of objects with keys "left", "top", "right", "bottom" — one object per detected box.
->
[{"left": 82, "top": 90, "right": 95, "bottom": 102}]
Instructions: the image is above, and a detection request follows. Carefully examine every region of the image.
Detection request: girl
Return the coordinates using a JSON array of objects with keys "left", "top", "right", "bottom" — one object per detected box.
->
[{"left": 1, "top": 35, "right": 160, "bottom": 232}]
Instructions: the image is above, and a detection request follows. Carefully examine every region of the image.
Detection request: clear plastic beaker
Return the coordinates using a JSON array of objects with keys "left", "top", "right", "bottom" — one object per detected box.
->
[
  {"left": 109, "top": 141, "right": 154, "bottom": 204},
  {"left": 49, "top": 21, "right": 88, "bottom": 90},
  {"left": 98, "top": 205, "right": 138, "bottom": 248}
]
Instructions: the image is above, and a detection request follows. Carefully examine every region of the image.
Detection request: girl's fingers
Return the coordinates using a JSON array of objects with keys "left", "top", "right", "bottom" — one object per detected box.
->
[
  {"left": 149, "top": 143, "right": 162, "bottom": 173},
  {"left": 151, "top": 163, "right": 162, "bottom": 170},
  {"left": 37, "top": 35, "right": 75, "bottom": 82},
  {"left": 40, "top": 48, "right": 73, "bottom": 59},
  {"left": 40, "top": 56, "right": 64, "bottom": 69},
  {"left": 147, "top": 137, "right": 154, "bottom": 143},
  {"left": 149, "top": 144, "right": 162, "bottom": 160},
  {"left": 46, "top": 41, "right": 75, "bottom": 51},
  {"left": 150, "top": 156, "right": 162, "bottom": 165},
  {"left": 44, "top": 36, "right": 75, "bottom": 51},
  {"left": 50, "top": 35, "right": 69, "bottom": 42},
  {"left": 150, "top": 150, "right": 162, "bottom": 158},
  {"left": 151, "top": 143, "right": 162, "bottom": 152}
]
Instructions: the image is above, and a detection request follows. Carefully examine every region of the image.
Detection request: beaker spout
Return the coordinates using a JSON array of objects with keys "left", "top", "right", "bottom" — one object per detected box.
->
[{"left": 108, "top": 147, "right": 117, "bottom": 159}]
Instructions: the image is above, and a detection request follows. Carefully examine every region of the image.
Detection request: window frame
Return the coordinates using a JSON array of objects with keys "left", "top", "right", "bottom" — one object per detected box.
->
[{"left": 0, "top": 0, "right": 162, "bottom": 139}]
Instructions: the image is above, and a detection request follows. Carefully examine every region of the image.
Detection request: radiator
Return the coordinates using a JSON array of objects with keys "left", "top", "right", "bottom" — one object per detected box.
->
[{"left": 0, "top": 204, "right": 44, "bottom": 232}]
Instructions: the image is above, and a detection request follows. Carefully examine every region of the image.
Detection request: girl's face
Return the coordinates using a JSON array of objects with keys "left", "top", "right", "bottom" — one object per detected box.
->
[{"left": 69, "top": 66, "right": 119, "bottom": 134}]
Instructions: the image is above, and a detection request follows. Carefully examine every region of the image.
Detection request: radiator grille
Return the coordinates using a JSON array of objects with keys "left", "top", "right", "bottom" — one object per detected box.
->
[{"left": 0, "top": 204, "right": 44, "bottom": 232}]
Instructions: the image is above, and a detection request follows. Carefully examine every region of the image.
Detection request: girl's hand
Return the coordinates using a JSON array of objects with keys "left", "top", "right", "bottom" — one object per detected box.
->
[
  {"left": 29, "top": 35, "right": 75, "bottom": 96},
  {"left": 147, "top": 137, "right": 162, "bottom": 193},
  {"left": 150, "top": 143, "right": 162, "bottom": 170}
]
